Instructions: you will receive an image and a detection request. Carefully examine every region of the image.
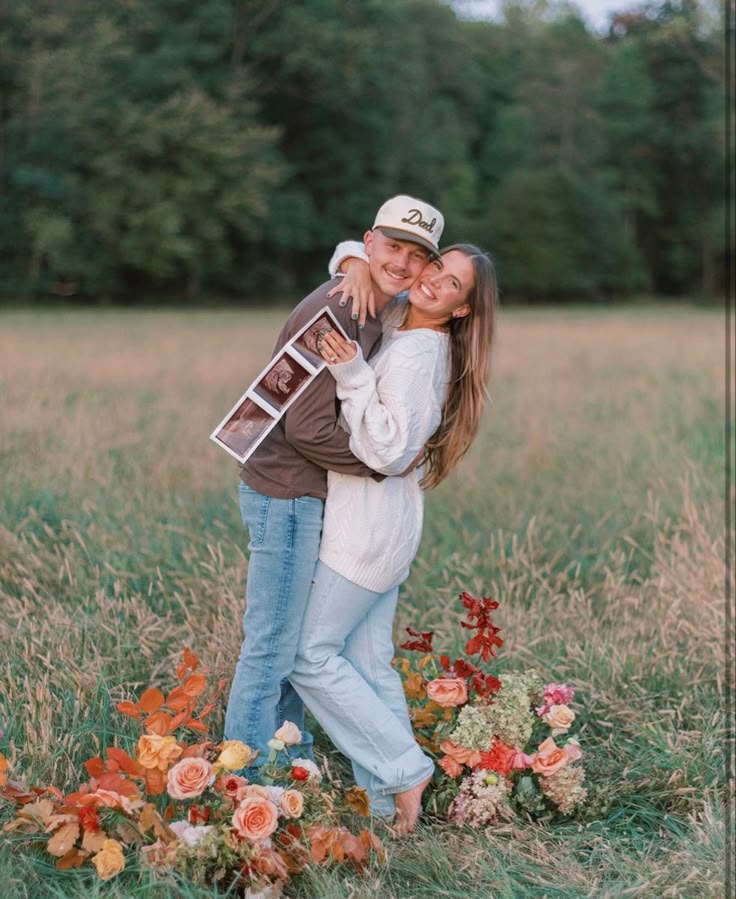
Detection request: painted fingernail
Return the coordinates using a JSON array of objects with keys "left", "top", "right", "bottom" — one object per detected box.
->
[
  {"left": 339, "top": 300, "right": 347, "bottom": 306},
  {"left": 352, "top": 313, "right": 358, "bottom": 320},
  {"left": 358, "top": 323, "right": 364, "bottom": 330}
]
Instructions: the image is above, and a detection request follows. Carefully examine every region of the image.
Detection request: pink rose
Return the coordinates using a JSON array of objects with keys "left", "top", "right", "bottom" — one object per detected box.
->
[
  {"left": 426, "top": 677, "right": 468, "bottom": 708},
  {"left": 232, "top": 795, "right": 279, "bottom": 843},
  {"left": 511, "top": 749, "right": 534, "bottom": 770},
  {"left": 274, "top": 721, "right": 302, "bottom": 745},
  {"left": 166, "top": 758, "right": 215, "bottom": 800},
  {"left": 537, "top": 683, "right": 574, "bottom": 716}
]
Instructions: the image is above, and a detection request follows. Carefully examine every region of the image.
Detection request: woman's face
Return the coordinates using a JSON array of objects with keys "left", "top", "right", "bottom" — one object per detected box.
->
[{"left": 408, "top": 250, "right": 474, "bottom": 324}]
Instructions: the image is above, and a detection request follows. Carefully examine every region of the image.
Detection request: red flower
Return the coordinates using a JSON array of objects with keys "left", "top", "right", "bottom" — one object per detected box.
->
[
  {"left": 475, "top": 737, "right": 516, "bottom": 777},
  {"left": 78, "top": 806, "right": 100, "bottom": 833},
  {"left": 399, "top": 627, "right": 434, "bottom": 653},
  {"left": 188, "top": 804, "right": 211, "bottom": 824},
  {"left": 291, "top": 766, "right": 309, "bottom": 782}
]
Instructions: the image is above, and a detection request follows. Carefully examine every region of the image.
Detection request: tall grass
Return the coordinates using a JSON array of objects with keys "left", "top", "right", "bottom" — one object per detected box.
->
[{"left": 0, "top": 305, "right": 727, "bottom": 897}]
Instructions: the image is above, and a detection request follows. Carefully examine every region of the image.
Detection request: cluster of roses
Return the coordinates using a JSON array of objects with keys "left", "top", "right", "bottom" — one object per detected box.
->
[
  {"left": 0, "top": 651, "right": 382, "bottom": 894},
  {"left": 395, "top": 593, "right": 588, "bottom": 827}
]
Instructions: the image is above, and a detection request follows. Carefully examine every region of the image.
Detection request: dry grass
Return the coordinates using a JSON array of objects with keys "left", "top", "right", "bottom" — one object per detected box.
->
[{"left": 0, "top": 305, "right": 728, "bottom": 898}]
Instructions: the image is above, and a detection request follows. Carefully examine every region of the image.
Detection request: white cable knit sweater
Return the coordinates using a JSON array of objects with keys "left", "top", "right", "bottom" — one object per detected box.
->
[{"left": 319, "top": 320, "right": 449, "bottom": 592}]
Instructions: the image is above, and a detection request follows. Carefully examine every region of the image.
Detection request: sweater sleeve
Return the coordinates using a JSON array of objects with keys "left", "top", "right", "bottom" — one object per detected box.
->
[
  {"left": 330, "top": 336, "right": 447, "bottom": 476},
  {"left": 328, "top": 240, "right": 368, "bottom": 276}
]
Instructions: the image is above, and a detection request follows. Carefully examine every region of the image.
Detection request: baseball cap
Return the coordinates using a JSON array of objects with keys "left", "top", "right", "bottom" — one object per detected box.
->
[{"left": 373, "top": 195, "right": 444, "bottom": 258}]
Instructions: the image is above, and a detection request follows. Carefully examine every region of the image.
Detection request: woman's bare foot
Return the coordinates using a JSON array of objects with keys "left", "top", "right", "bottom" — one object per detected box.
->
[{"left": 393, "top": 775, "right": 432, "bottom": 836}]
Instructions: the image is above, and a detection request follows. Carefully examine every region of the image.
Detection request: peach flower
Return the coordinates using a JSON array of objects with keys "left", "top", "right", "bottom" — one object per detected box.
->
[
  {"left": 232, "top": 795, "right": 279, "bottom": 843},
  {"left": 426, "top": 677, "right": 468, "bottom": 708},
  {"left": 274, "top": 721, "right": 302, "bottom": 745},
  {"left": 279, "top": 789, "right": 304, "bottom": 819},
  {"left": 214, "top": 773, "right": 250, "bottom": 802},
  {"left": 439, "top": 755, "right": 464, "bottom": 778},
  {"left": 542, "top": 704, "right": 576, "bottom": 733},
  {"left": 167, "top": 757, "right": 215, "bottom": 800},
  {"left": 564, "top": 740, "right": 583, "bottom": 763},
  {"left": 137, "top": 735, "right": 183, "bottom": 771},
  {"left": 92, "top": 839, "right": 126, "bottom": 880},
  {"left": 216, "top": 740, "right": 255, "bottom": 771},
  {"left": 531, "top": 738, "right": 570, "bottom": 777},
  {"left": 440, "top": 740, "right": 482, "bottom": 769}
]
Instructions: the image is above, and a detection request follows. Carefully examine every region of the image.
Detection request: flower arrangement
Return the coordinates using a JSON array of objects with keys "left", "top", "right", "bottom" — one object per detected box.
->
[
  {"left": 394, "top": 593, "right": 588, "bottom": 826},
  {"left": 0, "top": 649, "right": 383, "bottom": 893}
]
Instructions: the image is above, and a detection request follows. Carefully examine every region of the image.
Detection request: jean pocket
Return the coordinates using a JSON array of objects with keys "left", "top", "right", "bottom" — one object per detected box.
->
[{"left": 239, "top": 485, "right": 271, "bottom": 548}]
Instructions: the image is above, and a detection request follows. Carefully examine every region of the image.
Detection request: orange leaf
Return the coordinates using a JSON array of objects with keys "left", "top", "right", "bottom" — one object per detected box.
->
[
  {"left": 145, "top": 712, "right": 174, "bottom": 736},
  {"left": 106, "top": 747, "right": 141, "bottom": 777},
  {"left": 96, "top": 772, "right": 139, "bottom": 798},
  {"left": 180, "top": 742, "right": 212, "bottom": 759},
  {"left": 47, "top": 821, "right": 80, "bottom": 857},
  {"left": 165, "top": 687, "right": 190, "bottom": 711},
  {"left": 184, "top": 719, "right": 208, "bottom": 734},
  {"left": 55, "top": 848, "right": 87, "bottom": 870},
  {"left": 84, "top": 756, "right": 105, "bottom": 778},
  {"left": 138, "top": 688, "right": 165, "bottom": 714},
  {"left": 182, "top": 647, "right": 199, "bottom": 671},
  {"left": 197, "top": 703, "right": 215, "bottom": 719},
  {"left": 181, "top": 673, "right": 206, "bottom": 698},
  {"left": 144, "top": 768, "right": 167, "bottom": 796},
  {"left": 81, "top": 828, "right": 107, "bottom": 853},
  {"left": 116, "top": 701, "right": 141, "bottom": 719},
  {"left": 167, "top": 711, "right": 188, "bottom": 732}
]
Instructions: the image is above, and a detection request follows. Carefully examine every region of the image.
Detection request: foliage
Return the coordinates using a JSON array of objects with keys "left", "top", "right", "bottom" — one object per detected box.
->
[
  {"left": 395, "top": 594, "right": 590, "bottom": 826},
  {"left": 0, "top": 0, "right": 726, "bottom": 300},
  {"left": 0, "top": 650, "right": 383, "bottom": 894}
]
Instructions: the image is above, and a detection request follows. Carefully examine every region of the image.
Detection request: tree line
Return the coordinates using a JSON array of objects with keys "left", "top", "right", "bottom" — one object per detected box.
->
[{"left": 0, "top": 0, "right": 726, "bottom": 302}]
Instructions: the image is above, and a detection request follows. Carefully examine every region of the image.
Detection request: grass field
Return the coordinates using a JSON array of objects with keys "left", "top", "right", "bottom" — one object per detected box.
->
[{"left": 0, "top": 305, "right": 728, "bottom": 898}]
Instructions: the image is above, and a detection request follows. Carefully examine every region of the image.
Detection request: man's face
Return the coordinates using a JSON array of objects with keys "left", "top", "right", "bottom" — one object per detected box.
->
[{"left": 364, "top": 228, "right": 431, "bottom": 301}]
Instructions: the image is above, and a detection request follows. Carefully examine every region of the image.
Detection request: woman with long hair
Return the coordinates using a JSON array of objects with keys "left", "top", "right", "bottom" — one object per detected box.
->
[{"left": 289, "top": 244, "right": 497, "bottom": 835}]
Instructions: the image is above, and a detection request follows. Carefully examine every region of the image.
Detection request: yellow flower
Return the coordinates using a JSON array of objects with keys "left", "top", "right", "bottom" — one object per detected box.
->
[
  {"left": 92, "top": 839, "right": 125, "bottom": 881},
  {"left": 216, "top": 740, "right": 254, "bottom": 772},
  {"left": 137, "top": 735, "right": 182, "bottom": 771}
]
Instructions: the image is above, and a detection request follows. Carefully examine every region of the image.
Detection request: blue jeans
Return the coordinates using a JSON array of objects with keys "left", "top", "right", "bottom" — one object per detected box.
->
[
  {"left": 290, "top": 561, "right": 435, "bottom": 816},
  {"left": 224, "top": 482, "right": 324, "bottom": 768}
]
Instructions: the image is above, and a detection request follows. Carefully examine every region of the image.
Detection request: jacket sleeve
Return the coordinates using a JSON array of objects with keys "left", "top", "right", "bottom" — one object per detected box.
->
[
  {"left": 281, "top": 369, "right": 378, "bottom": 476},
  {"left": 330, "top": 341, "right": 445, "bottom": 476}
]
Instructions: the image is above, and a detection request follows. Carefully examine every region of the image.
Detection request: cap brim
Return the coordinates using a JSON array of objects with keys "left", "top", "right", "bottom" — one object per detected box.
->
[{"left": 375, "top": 227, "right": 440, "bottom": 259}]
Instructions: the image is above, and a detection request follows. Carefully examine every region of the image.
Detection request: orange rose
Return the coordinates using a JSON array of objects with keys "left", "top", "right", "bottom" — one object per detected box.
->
[
  {"left": 167, "top": 757, "right": 215, "bottom": 800},
  {"left": 92, "top": 839, "right": 126, "bottom": 880},
  {"left": 531, "top": 738, "right": 569, "bottom": 777},
  {"left": 279, "top": 789, "right": 304, "bottom": 819},
  {"left": 426, "top": 677, "right": 468, "bottom": 708},
  {"left": 274, "top": 721, "right": 302, "bottom": 745},
  {"left": 232, "top": 795, "right": 279, "bottom": 843},
  {"left": 137, "top": 735, "right": 183, "bottom": 771}
]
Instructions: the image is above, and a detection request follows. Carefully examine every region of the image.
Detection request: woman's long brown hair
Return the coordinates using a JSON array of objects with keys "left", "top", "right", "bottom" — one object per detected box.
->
[{"left": 421, "top": 243, "right": 497, "bottom": 490}]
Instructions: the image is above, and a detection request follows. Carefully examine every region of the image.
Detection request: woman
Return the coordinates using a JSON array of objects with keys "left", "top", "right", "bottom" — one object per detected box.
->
[{"left": 289, "top": 244, "right": 497, "bottom": 835}]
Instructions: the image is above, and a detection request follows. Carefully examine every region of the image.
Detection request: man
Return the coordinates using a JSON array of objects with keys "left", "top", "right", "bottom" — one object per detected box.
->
[{"left": 224, "top": 195, "right": 445, "bottom": 768}]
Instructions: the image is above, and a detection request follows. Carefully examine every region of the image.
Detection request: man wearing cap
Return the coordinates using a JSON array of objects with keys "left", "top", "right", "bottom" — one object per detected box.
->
[{"left": 224, "top": 195, "right": 444, "bottom": 769}]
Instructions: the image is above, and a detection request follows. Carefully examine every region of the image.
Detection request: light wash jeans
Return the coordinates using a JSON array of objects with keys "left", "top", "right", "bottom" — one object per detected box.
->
[
  {"left": 224, "top": 482, "right": 324, "bottom": 768},
  {"left": 290, "top": 561, "right": 435, "bottom": 816}
]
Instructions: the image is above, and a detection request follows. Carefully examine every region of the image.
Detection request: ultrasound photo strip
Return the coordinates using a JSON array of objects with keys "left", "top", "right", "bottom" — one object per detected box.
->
[{"left": 210, "top": 306, "right": 349, "bottom": 464}]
